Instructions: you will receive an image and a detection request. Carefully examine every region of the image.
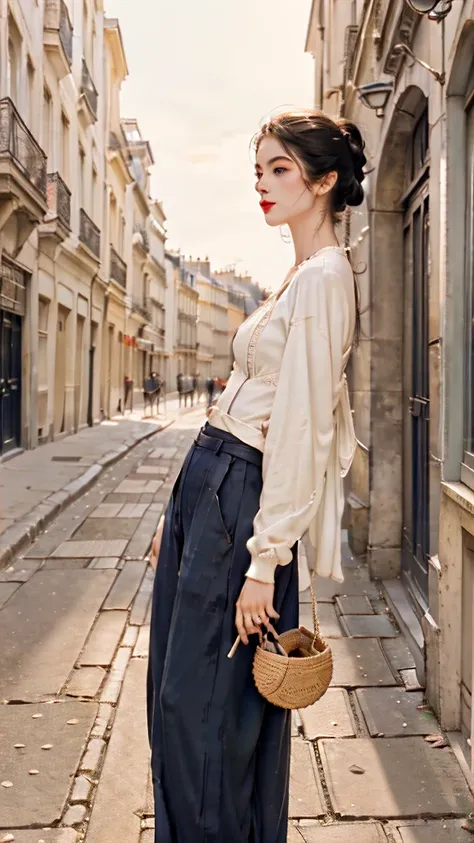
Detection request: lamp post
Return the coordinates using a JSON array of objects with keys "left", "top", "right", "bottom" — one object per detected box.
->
[
  {"left": 357, "top": 81, "right": 394, "bottom": 117},
  {"left": 405, "top": 0, "right": 453, "bottom": 20}
]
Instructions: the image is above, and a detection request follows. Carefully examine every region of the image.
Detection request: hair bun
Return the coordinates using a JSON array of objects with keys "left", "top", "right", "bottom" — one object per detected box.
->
[{"left": 337, "top": 119, "right": 367, "bottom": 207}]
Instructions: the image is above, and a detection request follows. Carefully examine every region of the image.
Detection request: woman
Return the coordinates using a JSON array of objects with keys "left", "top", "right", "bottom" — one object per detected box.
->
[{"left": 147, "top": 110, "right": 366, "bottom": 843}]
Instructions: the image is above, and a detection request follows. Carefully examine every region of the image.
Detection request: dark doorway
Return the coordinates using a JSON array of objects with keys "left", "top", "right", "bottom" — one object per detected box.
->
[
  {"left": 0, "top": 309, "right": 22, "bottom": 455},
  {"left": 401, "top": 107, "right": 430, "bottom": 610}
]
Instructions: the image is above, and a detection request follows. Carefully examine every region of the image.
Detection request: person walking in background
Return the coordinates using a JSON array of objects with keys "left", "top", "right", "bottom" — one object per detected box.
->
[
  {"left": 192, "top": 372, "right": 199, "bottom": 405},
  {"left": 206, "top": 374, "right": 215, "bottom": 408},
  {"left": 176, "top": 372, "right": 183, "bottom": 408},
  {"left": 148, "top": 109, "right": 364, "bottom": 842},
  {"left": 143, "top": 371, "right": 161, "bottom": 417}
]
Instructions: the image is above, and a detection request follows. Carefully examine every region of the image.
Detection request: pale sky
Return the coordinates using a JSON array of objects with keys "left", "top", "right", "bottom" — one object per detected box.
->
[{"left": 104, "top": 0, "right": 314, "bottom": 290}]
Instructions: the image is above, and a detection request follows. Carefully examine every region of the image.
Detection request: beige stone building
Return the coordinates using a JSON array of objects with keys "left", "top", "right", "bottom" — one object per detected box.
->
[
  {"left": 195, "top": 271, "right": 214, "bottom": 382},
  {"left": 306, "top": 0, "right": 474, "bottom": 776},
  {"left": 0, "top": 2, "right": 170, "bottom": 449},
  {"left": 169, "top": 252, "right": 198, "bottom": 383}
]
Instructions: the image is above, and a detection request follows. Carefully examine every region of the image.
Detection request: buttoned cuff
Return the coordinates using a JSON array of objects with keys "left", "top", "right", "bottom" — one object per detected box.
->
[{"left": 245, "top": 554, "right": 280, "bottom": 584}]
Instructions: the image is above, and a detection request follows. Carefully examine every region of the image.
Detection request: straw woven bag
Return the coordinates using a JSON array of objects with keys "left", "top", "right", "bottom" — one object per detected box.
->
[{"left": 252, "top": 583, "right": 333, "bottom": 710}]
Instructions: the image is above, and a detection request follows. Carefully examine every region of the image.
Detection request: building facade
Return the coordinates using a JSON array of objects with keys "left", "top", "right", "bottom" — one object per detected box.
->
[{"left": 306, "top": 0, "right": 474, "bottom": 776}]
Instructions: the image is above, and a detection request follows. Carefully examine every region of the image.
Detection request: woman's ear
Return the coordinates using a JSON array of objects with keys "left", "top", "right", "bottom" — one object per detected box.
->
[{"left": 314, "top": 171, "right": 338, "bottom": 198}]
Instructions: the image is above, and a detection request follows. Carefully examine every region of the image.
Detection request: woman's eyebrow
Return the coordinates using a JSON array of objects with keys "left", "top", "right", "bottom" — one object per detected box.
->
[{"left": 255, "top": 155, "right": 293, "bottom": 170}]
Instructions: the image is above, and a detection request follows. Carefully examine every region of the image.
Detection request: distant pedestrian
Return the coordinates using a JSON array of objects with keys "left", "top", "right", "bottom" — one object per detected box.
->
[
  {"left": 192, "top": 372, "right": 199, "bottom": 405},
  {"left": 206, "top": 375, "right": 215, "bottom": 408},
  {"left": 177, "top": 372, "right": 183, "bottom": 408},
  {"left": 148, "top": 108, "right": 363, "bottom": 842},
  {"left": 143, "top": 371, "right": 160, "bottom": 417}
]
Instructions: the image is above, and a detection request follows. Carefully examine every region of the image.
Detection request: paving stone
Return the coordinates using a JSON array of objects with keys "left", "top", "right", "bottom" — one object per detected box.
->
[
  {"left": 289, "top": 739, "right": 326, "bottom": 818},
  {"left": 122, "top": 625, "right": 139, "bottom": 647},
  {"left": 90, "top": 703, "right": 114, "bottom": 739},
  {"left": 79, "top": 737, "right": 105, "bottom": 773},
  {"left": 136, "top": 465, "right": 168, "bottom": 475},
  {"left": 329, "top": 639, "right": 397, "bottom": 687},
  {"left": 51, "top": 540, "right": 128, "bottom": 558},
  {"left": 372, "top": 599, "right": 389, "bottom": 614},
  {"left": 0, "top": 560, "right": 42, "bottom": 582},
  {"left": 1, "top": 831, "right": 77, "bottom": 843},
  {"left": 103, "top": 560, "right": 147, "bottom": 610},
  {"left": 130, "top": 568, "right": 154, "bottom": 625},
  {"left": 70, "top": 773, "right": 92, "bottom": 803},
  {"left": 299, "top": 689, "right": 356, "bottom": 739},
  {"left": 115, "top": 479, "right": 160, "bottom": 494},
  {"left": 0, "top": 570, "right": 115, "bottom": 701},
  {"left": 299, "top": 603, "right": 343, "bottom": 638},
  {"left": 140, "top": 492, "right": 155, "bottom": 503},
  {"left": 86, "top": 660, "right": 149, "bottom": 843},
  {"left": 381, "top": 639, "right": 417, "bottom": 672},
  {"left": 0, "top": 582, "right": 20, "bottom": 608},
  {"left": 319, "top": 737, "right": 472, "bottom": 817},
  {"left": 400, "top": 669, "right": 424, "bottom": 691},
  {"left": 104, "top": 493, "right": 130, "bottom": 504},
  {"left": 0, "top": 700, "right": 97, "bottom": 827},
  {"left": 79, "top": 611, "right": 128, "bottom": 667},
  {"left": 340, "top": 614, "right": 399, "bottom": 638},
  {"left": 89, "top": 557, "right": 120, "bottom": 569},
  {"left": 134, "top": 626, "right": 150, "bottom": 658},
  {"left": 287, "top": 824, "right": 305, "bottom": 842},
  {"left": 66, "top": 666, "right": 106, "bottom": 698},
  {"left": 63, "top": 803, "right": 87, "bottom": 825},
  {"left": 299, "top": 823, "right": 387, "bottom": 842},
  {"left": 125, "top": 511, "right": 161, "bottom": 559},
  {"left": 89, "top": 503, "right": 124, "bottom": 518},
  {"left": 356, "top": 688, "right": 438, "bottom": 737},
  {"left": 72, "top": 517, "right": 139, "bottom": 542},
  {"left": 41, "top": 557, "right": 91, "bottom": 571},
  {"left": 335, "top": 596, "right": 374, "bottom": 615},
  {"left": 117, "top": 503, "right": 149, "bottom": 518},
  {"left": 396, "top": 820, "right": 472, "bottom": 842}
]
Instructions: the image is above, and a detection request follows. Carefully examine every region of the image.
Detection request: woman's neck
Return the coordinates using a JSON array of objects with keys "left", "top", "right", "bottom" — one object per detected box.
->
[{"left": 289, "top": 215, "right": 339, "bottom": 267}]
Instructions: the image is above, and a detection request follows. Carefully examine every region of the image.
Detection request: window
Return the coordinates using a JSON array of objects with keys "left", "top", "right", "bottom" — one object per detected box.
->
[
  {"left": 38, "top": 299, "right": 49, "bottom": 392},
  {"left": 7, "top": 16, "right": 21, "bottom": 107},
  {"left": 464, "top": 85, "right": 474, "bottom": 469},
  {"left": 27, "top": 57, "right": 35, "bottom": 129},
  {"left": 79, "top": 145, "right": 86, "bottom": 210},
  {"left": 109, "top": 193, "right": 117, "bottom": 247},
  {"left": 43, "top": 87, "right": 52, "bottom": 163},
  {"left": 92, "top": 166, "right": 98, "bottom": 223},
  {"left": 61, "top": 112, "right": 70, "bottom": 184}
]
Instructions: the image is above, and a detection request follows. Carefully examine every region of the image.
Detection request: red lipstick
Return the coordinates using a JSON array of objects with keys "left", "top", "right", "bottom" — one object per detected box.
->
[{"left": 260, "top": 200, "right": 275, "bottom": 214}]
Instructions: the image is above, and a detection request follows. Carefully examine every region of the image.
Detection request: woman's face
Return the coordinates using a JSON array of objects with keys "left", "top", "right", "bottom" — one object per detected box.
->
[{"left": 254, "top": 135, "right": 315, "bottom": 227}]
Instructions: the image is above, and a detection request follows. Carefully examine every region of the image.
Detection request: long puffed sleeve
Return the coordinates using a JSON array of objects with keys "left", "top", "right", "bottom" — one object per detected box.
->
[{"left": 245, "top": 261, "right": 352, "bottom": 583}]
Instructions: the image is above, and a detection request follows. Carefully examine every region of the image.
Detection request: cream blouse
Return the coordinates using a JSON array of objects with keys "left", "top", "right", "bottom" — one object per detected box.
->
[{"left": 208, "top": 246, "right": 357, "bottom": 584}]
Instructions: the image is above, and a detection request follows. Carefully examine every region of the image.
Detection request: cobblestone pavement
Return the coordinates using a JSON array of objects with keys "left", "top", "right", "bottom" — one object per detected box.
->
[{"left": 0, "top": 411, "right": 472, "bottom": 843}]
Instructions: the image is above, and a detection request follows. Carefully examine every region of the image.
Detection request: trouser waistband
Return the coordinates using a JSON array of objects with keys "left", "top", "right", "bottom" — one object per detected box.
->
[{"left": 194, "top": 427, "right": 263, "bottom": 468}]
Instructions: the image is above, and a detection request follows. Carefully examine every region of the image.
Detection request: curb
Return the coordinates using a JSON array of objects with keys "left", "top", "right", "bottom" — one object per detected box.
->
[{"left": 0, "top": 419, "right": 173, "bottom": 571}]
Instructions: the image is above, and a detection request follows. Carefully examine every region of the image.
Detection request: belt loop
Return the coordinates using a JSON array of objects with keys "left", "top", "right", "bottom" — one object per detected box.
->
[{"left": 214, "top": 439, "right": 223, "bottom": 455}]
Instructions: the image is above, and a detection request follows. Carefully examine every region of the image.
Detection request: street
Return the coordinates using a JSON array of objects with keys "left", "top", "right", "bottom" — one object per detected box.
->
[{"left": 0, "top": 411, "right": 472, "bottom": 843}]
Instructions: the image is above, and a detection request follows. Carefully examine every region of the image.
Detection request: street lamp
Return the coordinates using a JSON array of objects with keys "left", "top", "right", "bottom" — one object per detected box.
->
[
  {"left": 357, "top": 81, "right": 394, "bottom": 117},
  {"left": 405, "top": 0, "right": 453, "bottom": 20}
]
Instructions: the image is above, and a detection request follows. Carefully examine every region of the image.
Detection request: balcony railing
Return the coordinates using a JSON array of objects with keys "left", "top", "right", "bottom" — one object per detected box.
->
[
  {"left": 79, "top": 208, "right": 100, "bottom": 259},
  {"left": 46, "top": 172, "right": 71, "bottom": 228},
  {"left": 81, "top": 58, "right": 98, "bottom": 120},
  {"left": 0, "top": 98, "right": 47, "bottom": 195},
  {"left": 44, "top": 0, "right": 73, "bottom": 68},
  {"left": 110, "top": 245, "right": 127, "bottom": 288},
  {"left": 131, "top": 298, "right": 152, "bottom": 321}
]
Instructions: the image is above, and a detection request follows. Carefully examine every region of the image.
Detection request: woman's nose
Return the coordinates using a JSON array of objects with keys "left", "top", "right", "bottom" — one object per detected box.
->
[{"left": 255, "top": 179, "right": 267, "bottom": 195}]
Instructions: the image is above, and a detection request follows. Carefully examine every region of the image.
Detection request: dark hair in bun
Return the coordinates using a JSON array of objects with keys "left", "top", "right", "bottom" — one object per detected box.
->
[{"left": 254, "top": 110, "right": 367, "bottom": 214}]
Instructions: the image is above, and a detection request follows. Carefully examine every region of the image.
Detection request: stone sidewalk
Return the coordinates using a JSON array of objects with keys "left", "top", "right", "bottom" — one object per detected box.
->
[
  {"left": 0, "top": 410, "right": 472, "bottom": 843},
  {"left": 0, "top": 410, "right": 175, "bottom": 569}
]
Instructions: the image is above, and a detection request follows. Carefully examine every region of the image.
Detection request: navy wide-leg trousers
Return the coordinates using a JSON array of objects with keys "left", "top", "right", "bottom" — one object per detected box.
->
[{"left": 147, "top": 424, "right": 299, "bottom": 843}]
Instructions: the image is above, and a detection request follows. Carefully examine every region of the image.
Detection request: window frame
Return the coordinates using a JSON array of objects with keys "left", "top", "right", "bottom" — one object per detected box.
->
[{"left": 462, "top": 66, "right": 474, "bottom": 489}]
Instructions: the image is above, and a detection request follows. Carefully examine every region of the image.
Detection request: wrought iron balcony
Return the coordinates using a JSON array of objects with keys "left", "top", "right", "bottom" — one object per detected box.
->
[
  {"left": 0, "top": 98, "right": 47, "bottom": 196},
  {"left": 81, "top": 58, "right": 98, "bottom": 122},
  {"left": 131, "top": 298, "right": 152, "bottom": 321},
  {"left": 79, "top": 208, "right": 100, "bottom": 259},
  {"left": 44, "top": 0, "right": 73, "bottom": 76},
  {"left": 46, "top": 172, "right": 71, "bottom": 229},
  {"left": 110, "top": 245, "right": 127, "bottom": 288}
]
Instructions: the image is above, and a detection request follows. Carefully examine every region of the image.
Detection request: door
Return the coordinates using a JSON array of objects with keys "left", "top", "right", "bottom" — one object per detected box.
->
[
  {"left": 0, "top": 310, "right": 22, "bottom": 454},
  {"left": 402, "top": 185, "right": 430, "bottom": 609},
  {"left": 54, "top": 306, "right": 68, "bottom": 434}
]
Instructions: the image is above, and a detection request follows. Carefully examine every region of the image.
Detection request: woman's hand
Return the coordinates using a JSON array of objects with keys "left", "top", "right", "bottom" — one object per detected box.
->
[
  {"left": 235, "top": 578, "right": 279, "bottom": 645},
  {"left": 150, "top": 516, "right": 164, "bottom": 572}
]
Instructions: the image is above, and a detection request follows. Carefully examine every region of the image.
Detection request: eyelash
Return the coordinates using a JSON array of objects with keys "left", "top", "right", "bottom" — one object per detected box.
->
[{"left": 255, "top": 167, "right": 287, "bottom": 180}]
